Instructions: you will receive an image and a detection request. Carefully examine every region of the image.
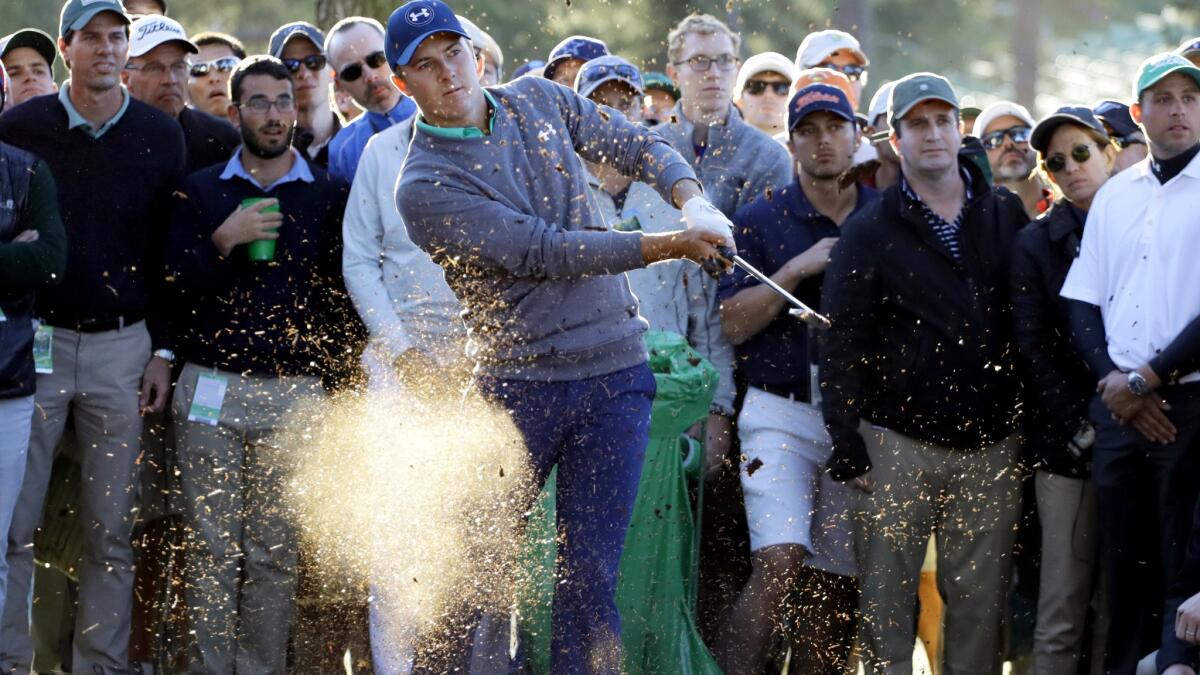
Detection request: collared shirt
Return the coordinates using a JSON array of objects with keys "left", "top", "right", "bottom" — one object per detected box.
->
[
  {"left": 718, "top": 177, "right": 878, "bottom": 399},
  {"left": 326, "top": 95, "right": 416, "bottom": 182},
  {"left": 1060, "top": 149, "right": 1200, "bottom": 383},
  {"left": 898, "top": 167, "right": 974, "bottom": 259},
  {"left": 415, "top": 90, "right": 498, "bottom": 139},
  {"left": 58, "top": 81, "right": 130, "bottom": 139},
  {"left": 219, "top": 147, "right": 315, "bottom": 191}
]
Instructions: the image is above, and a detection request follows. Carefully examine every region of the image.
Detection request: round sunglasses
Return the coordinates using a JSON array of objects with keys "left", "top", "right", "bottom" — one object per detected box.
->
[
  {"left": 1043, "top": 143, "right": 1094, "bottom": 173},
  {"left": 338, "top": 51, "right": 388, "bottom": 82}
]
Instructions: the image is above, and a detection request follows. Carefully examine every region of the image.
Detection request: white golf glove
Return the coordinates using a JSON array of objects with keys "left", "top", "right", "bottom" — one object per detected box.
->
[{"left": 682, "top": 196, "right": 736, "bottom": 252}]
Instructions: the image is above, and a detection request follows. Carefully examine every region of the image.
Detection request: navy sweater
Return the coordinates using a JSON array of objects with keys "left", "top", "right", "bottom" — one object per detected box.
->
[
  {"left": 0, "top": 92, "right": 185, "bottom": 348},
  {"left": 164, "top": 159, "right": 351, "bottom": 377}
]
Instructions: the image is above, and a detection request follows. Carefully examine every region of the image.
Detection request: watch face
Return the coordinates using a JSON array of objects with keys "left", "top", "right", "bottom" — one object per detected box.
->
[{"left": 1128, "top": 373, "right": 1149, "bottom": 396}]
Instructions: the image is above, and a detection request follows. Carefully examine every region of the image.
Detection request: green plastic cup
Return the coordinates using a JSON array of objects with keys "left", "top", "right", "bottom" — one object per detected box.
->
[{"left": 242, "top": 198, "right": 280, "bottom": 262}]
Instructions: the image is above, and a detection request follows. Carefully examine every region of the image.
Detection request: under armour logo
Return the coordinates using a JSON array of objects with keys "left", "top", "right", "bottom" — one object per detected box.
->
[{"left": 406, "top": 6, "right": 434, "bottom": 26}]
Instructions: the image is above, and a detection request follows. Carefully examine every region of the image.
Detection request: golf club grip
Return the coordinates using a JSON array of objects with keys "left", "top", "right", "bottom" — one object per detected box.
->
[{"left": 700, "top": 245, "right": 737, "bottom": 278}]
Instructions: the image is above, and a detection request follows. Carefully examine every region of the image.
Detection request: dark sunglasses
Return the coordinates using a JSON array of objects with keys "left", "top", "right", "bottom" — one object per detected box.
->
[
  {"left": 1043, "top": 143, "right": 1093, "bottom": 173},
  {"left": 744, "top": 80, "right": 790, "bottom": 96},
  {"left": 189, "top": 56, "right": 240, "bottom": 78},
  {"left": 1113, "top": 134, "right": 1145, "bottom": 149},
  {"left": 579, "top": 63, "right": 644, "bottom": 92},
  {"left": 981, "top": 125, "right": 1032, "bottom": 150},
  {"left": 282, "top": 54, "right": 328, "bottom": 74},
  {"left": 819, "top": 62, "right": 866, "bottom": 81},
  {"left": 338, "top": 51, "right": 388, "bottom": 82}
]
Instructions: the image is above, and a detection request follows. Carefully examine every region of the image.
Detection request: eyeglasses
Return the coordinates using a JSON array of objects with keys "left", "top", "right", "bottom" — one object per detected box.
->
[
  {"left": 818, "top": 62, "right": 867, "bottom": 82},
  {"left": 1113, "top": 134, "right": 1145, "bottom": 149},
  {"left": 189, "top": 56, "right": 240, "bottom": 78},
  {"left": 579, "top": 63, "right": 644, "bottom": 92},
  {"left": 125, "top": 60, "right": 189, "bottom": 78},
  {"left": 1043, "top": 143, "right": 1093, "bottom": 173},
  {"left": 281, "top": 54, "right": 328, "bottom": 74},
  {"left": 338, "top": 51, "right": 388, "bottom": 82},
  {"left": 980, "top": 125, "right": 1032, "bottom": 150},
  {"left": 236, "top": 94, "right": 296, "bottom": 114},
  {"left": 674, "top": 54, "right": 739, "bottom": 73},
  {"left": 744, "top": 80, "right": 790, "bottom": 96}
]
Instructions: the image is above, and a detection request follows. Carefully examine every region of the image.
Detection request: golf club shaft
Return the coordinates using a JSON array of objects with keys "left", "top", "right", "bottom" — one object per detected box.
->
[{"left": 717, "top": 246, "right": 832, "bottom": 329}]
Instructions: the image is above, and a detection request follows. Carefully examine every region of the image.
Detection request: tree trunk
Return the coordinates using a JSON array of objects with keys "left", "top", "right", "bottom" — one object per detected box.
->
[{"left": 1013, "top": 0, "right": 1039, "bottom": 110}]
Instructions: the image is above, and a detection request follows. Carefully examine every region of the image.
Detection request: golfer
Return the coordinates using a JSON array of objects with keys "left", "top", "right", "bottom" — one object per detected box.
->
[{"left": 387, "top": 1, "right": 734, "bottom": 671}]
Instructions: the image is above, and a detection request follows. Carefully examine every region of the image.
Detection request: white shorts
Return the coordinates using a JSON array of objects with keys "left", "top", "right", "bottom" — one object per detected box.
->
[{"left": 737, "top": 387, "right": 856, "bottom": 577}]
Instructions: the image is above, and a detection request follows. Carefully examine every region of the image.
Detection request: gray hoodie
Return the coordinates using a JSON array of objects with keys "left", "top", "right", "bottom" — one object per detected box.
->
[{"left": 397, "top": 77, "right": 697, "bottom": 381}]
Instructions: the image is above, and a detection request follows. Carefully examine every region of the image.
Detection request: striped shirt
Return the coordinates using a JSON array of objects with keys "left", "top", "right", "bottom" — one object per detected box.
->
[{"left": 899, "top": 168, "right": 973, "bottom": 259}]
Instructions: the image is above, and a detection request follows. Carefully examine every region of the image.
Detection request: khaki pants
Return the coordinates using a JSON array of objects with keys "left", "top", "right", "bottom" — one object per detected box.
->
[
  {"left": 854, "top": 425, "right": 1021, "bottom": 675},
  {"left": 1033, "top": 470, "right": 1107, "bottom": 675},
  {"left": 172, "top": 362, "right": 321, "bottom": 675},
  {"left": 1, "top": 321, "right": 150, "bottom": 675}
]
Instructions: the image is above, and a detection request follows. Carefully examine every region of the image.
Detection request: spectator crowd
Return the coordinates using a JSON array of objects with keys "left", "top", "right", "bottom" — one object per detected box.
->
[{"left": 0, "top": 0, "right": 1198, "bottom": 673}]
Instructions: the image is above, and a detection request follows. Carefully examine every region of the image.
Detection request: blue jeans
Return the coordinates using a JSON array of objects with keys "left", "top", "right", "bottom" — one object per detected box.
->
[
  {"left": 478, "top": 362, "right": 655, "bottom": 675},
  {"left": 1090, "top": 383, "right": 1200, "bottom": 675},
  {"left": 0, "top": 396, "right": 33, "bottom": 616}
]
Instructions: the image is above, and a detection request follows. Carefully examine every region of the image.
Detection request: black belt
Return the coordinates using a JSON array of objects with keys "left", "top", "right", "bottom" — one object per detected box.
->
[
  {"left": 751, "top": 381, "right": 811, "bottom": 404},
  {"left": 50, "top": 313, "right": 144, "bottom": 333}
]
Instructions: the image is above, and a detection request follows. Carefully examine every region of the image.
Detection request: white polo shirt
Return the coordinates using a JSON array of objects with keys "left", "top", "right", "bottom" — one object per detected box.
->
[{"left": 1060, "top": 150, "right": 1200, "bottom": 383}]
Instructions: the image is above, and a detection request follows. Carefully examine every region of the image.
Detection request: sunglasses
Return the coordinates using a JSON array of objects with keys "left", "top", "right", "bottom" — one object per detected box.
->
[
  {"left": 981, "top": 125, "right": 1032, "bottom": 150},
  {"left": 1043, "top": 143, "right": 1093, "bottom": 173},
  {"left": 1113, "top": 134, "right": 1145, "bottom": 149},
  {"left": 338, "top": 51, "right": 388, "bottom": 82},
  {"left": 189, "top": 56, "right": 240, "bottom": 78},
  {"left": 744, "top": 80, "right": 790, "bottom": 96},
  {"left": 282, "top": 54, "right": 328, "bottom": 74},
  {"left": 579, "top": 63, "right": 644, "bottom": 92},
  {"left": 819, "top": 62, "right": 867, "bottom": 81}
]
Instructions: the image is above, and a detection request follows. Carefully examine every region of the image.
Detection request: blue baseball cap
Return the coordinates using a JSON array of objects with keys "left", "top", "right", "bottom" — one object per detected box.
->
[
  {"left": 269, "top": 22, "right": 326, "bottom": 58},
  {"left": 788, "top": 83, "right": 856, "bottom": 132},
  {"left": 575, "top": 55, "right": 643, "bottom": 99},
  {"left": 512, "top": 59, "right": 545, "bottom": 79},
  {"left": 543, "top": 35, "right": 608, "bottom": 81},
  {"left": 386, "top": 0, "right": 470, "bottom": 69},
  {"left": 1092, "top": 99, "right": 1139, "bottom": 138}
]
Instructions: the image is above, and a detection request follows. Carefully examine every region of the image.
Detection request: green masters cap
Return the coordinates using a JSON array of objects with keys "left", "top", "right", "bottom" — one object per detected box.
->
[
  {"left": 60, "top": 0, "right": 129, "bottom": 39},
  {"left": 888, "top": 72, "right": 958, "bottom": 128},
  {"left": 0, "top": 29, "right": 57, "bottom": 69},
  {"left": 1133, "top": 52, "right": 1200, "bottom": 100}
]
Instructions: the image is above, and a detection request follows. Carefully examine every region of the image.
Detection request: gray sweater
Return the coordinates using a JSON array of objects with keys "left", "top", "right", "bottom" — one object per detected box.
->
[
  {"left": 397, "top": 77, "right": 697, "bottom": 381},
  {"left": 654, "top": 103, "right": 793, "bottom": 217}
]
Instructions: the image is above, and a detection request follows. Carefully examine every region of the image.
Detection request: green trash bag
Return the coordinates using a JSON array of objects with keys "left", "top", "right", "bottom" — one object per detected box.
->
[{"left": 516, "top": 331, "right": 724, "bottom": 675}]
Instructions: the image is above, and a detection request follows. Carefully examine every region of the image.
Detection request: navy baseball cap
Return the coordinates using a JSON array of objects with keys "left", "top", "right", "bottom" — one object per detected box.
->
[
  {"left": 0, "top": 29, "right": 58, "bottom": 69},
  {"left": 1093, "top": 99, "right": 1139, "bottom": 138},
  {"left": 1030, "top": 105, "right": 1109, "bottom": 155},
  {"left": 269, "top": 22, "right": 326, "bottom": 58},
  {"left": 544, "top": 35, "right": 608, "bottom": 81},
  {"left": 512, "top": 59, "right": 545, "bottom": 79},
  {"left": 386, "top": 0, "right": 470, "bottom": 69},
  {"left": 788, "top": 83, "right": 856, "bottom": 132}
]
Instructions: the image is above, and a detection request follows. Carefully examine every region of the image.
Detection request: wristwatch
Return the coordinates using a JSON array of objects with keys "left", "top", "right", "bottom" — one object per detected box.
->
[
  {"left": 153, "top": 348, "right": 176, "bottom": 364},
  {"left": 1126, "top": 370, "right": 1150, "bottom": 397}
]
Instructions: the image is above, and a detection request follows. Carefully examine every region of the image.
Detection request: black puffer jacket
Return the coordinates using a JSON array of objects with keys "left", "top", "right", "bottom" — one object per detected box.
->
[
  {"left": 821, "top": 158, "right": 1028, "bottom": 481},
  {"left": 1009, "top": 201, "right": 1096, "bottom": 477}
]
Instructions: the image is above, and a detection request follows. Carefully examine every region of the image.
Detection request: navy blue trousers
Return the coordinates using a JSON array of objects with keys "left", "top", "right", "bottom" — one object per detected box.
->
[
  {"left": 479, "top": 362, "right": 655, "bottom": 675},
  {"left": 1090, "top": 383, "right": 1200, "bottom": 675}
]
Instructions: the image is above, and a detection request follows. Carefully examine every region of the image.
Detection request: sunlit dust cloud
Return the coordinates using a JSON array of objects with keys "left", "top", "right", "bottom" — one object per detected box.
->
[{"left": 276, "top": 380, "right": 535, "bottom": 662}]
